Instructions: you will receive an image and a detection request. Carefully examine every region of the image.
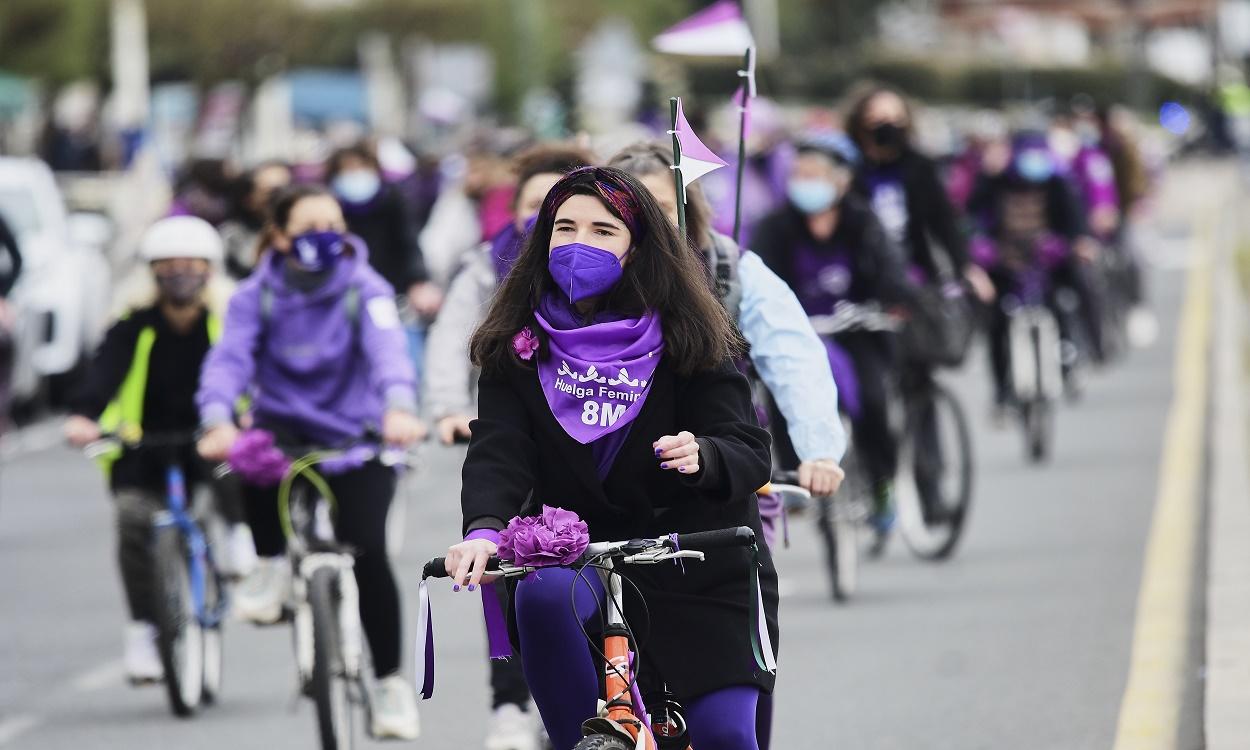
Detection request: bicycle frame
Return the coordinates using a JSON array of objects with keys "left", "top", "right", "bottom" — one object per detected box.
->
[
  {"left": 153, "top": 461, "right": 227, "bottom": 631},
  {"left": 596, "top": 555, "right": 657, "bottom": 750},
  {"left": 1007, "top": 304, "right": 1063, "bottom": 402}
]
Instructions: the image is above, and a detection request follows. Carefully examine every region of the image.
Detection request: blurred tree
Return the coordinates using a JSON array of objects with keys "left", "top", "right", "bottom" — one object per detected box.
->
[{"left": 0, "top": 0, "right": 109, "bottom": 84}]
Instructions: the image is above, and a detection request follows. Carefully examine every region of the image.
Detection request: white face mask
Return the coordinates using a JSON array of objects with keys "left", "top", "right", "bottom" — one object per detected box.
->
[
  {"left": 332, "top": 170, "right": 382, "bottom": 204},
  {"left": 787, "top": 179, "right": 838, "bottom": 215}
]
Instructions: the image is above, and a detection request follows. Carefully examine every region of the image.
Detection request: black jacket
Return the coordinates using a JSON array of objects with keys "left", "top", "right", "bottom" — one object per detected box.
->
[
  {"left": 966, "top": 173, "right": 1089, "bottom": 243},
  {"left": 343, "top": 187, "right": 429, "bottom": 292},
  {"left": 462, "top": 357, "right": 779, "bottom": 699},
  {"left": 753, "top": 194, "right": 915, "bottom": 307},
  {"left": 852, "top": 148, "right": 969, "bottom": 277},
  {"left": 71, "top": 306, "right": 212, "bottom": 492}
]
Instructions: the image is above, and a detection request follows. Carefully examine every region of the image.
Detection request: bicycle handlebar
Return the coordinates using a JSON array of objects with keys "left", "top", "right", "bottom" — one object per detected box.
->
[
  {"left": 672, "top": 526, "right": 756, "bottom": 552},
  {"left": 421, "top": 525, "right": 757, "bottom": 580}
]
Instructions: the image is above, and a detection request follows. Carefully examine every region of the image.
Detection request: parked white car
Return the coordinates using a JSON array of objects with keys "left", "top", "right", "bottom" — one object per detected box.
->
[{"left": 0, "top": 157, "right": 112, "bottom": 409}]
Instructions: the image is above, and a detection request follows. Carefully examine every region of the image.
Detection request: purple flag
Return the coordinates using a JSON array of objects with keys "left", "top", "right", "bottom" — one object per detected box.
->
[{"left": 653, "top": 0, "right": 756, "bottom": 57}]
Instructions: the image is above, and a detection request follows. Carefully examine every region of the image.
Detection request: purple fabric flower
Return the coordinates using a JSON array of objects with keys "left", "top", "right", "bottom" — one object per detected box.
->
[
  {"left": 227, "top": 429, "right": 292, "bottom": 486},
  {"left": 498, "top": 505, "right": 590, "bottom": 567},
  {"left": 512, "top": 326, "right": 540, "bottom": 361}
]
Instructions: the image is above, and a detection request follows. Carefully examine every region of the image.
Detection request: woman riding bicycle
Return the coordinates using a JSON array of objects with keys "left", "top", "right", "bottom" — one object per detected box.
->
[
  {"left": 64, "top": 216, "right": 243, "bottom": 684},
  {"left": 607, "top": 141, "right": 847, "bottom": 502},
  {"left": 195, "top": 184, "right": 426, "bottom": 740},
  {"left": 966, "top": 131, "right": 1098, "bottom": 413},
  {"left": 443, "top": 167, "right": 778, "bottom": 750},
  {"left": 424, "top": 141, "right": 594, "bottom": 750},
  {"left": 753, "top": 134, "right": 915, "bottom": 550}
]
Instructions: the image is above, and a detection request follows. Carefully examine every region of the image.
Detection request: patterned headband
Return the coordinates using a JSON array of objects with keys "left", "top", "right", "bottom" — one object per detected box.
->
[{"left": 541, "top": 167, "right": 644, "bottom": 239}]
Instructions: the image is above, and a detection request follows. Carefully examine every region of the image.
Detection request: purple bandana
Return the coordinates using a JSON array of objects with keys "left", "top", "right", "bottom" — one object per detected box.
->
[{"left": 533, "top": 295, "right": 663, "bottom": 446}]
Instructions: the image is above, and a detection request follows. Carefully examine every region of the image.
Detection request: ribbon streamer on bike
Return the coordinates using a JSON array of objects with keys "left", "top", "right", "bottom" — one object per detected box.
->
[
  {"left": 414, "top": 577, "right": 436, "bottom": 699},
  {"left": 749, "top": 544, "right": 778, "bottom": 674}
]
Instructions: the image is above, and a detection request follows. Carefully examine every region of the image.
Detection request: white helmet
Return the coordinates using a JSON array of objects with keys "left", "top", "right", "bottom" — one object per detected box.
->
[{"left": 139, "top": 216, "right": 224, "bottom": 263}]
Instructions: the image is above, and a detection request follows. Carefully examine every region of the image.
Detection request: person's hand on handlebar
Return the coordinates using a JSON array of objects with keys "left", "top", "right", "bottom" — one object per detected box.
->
[
  {"left": 436, "top": 414, "right": 473, "bottom": 445},
  {"left": 197, "top": 423, "right": 239, "bottom": 462},
  {"left": 383, "top": 409, "right": 427, "bottom": 446},
  {"left": 798, "top": 458, "right": 845, "bottom": 496},
  {"left": 64, "top": 415, "right": 101, "bottom": 448},
  {"left": 445, "top": 537, "right": 499, "bottom": 590}
]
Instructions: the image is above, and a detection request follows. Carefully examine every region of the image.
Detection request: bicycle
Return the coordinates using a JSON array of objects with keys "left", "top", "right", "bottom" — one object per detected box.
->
[
  {"left": 1001, "top": 268, "right": 1065, "bottom": 464},
  {"left": 811, "top": 301, "right": 974, "bottom": 561},
  {"left": 769, "top": 466, "right": 866, "bottom": 601},
  {"left": 421, "top": 525, "right": 765, "bottom": 750},
  {"left": 83, "top": 431, "right": 227, "bottom": 717},
  {"left": 222, "top": 440, "right": 413, "bottom": 750}
]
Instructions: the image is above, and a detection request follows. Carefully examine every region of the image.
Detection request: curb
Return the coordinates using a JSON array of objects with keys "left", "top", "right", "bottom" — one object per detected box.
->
[{"left": 1204, "top": 215, "right": 1250, "bottom": 745}]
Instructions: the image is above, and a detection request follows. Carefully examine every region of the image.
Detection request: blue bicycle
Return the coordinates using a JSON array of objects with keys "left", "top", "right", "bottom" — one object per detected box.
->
[{"left": 86, "top": 431, "right": 227, "bottom": 716}]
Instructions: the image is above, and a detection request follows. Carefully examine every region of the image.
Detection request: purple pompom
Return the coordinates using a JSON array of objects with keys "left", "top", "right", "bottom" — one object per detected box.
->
[
  {"left": 498, "top": 505, "right": 589, "bottom": 567},
  {"left": 227, "top": 429, "right": 291, "bottom": 486}
]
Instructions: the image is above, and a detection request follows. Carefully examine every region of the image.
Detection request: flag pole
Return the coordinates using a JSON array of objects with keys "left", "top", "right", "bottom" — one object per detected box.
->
[
  {"left": 732, "top": 46, "right": 753, "bottom": 246},
  {"left": 669, "top": 96, "right": 688, "bottom": 241}
]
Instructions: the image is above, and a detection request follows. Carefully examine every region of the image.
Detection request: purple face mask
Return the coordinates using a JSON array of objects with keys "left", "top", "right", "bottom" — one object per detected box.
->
[
  {"left": 291, "top": 230, "right": 346, "bottom": 272},
  {"left": 548, "top": 242, "right": 625, "bottom": 303}
]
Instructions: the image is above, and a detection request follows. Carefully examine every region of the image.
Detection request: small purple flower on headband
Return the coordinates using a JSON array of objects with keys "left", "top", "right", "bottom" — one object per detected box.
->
[
  {"left": 228, "top": 429, "right": 292, "bottom": 486},
  {"left": 512, "top": 326, "right": 539, "bottom": 361},
  {"left": 498, "top": 505, "right": 590, "bottom": 567}
]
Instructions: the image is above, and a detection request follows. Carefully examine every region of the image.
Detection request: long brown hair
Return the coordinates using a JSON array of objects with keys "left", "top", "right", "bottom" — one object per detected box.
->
[
  {"left": 606, "top": 141, "right": 712, "bottom": 252},
  {"left": 469, "top": 166, "right": 740, "bottom": 375},
  {"left": 844, "top": 82, "right": 915, "bottom": 152}
]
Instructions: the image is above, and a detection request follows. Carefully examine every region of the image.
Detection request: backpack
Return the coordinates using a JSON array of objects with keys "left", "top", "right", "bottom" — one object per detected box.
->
[{"left": 707, "top": 232, "right": 744, "bottom": 323}]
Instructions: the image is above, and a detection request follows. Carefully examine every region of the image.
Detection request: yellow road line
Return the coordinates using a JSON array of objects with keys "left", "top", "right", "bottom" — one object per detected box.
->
[{"left": 1112, "top": 214, "right": 1214, "bottom": 749}]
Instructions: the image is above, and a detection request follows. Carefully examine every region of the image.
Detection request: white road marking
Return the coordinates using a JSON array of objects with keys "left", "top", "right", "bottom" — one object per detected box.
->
[{"left": 70, "top": 659, "right": 124, "bottom": 693}]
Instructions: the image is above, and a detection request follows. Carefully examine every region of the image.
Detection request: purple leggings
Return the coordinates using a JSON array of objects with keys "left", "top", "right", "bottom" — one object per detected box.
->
[{"left": 514, "top": 567, "right": 762, "bottom": 750}]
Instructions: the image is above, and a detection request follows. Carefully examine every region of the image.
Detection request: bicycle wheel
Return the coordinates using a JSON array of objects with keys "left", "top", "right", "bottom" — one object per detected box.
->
[
  {"left": 815, "top": 494, "right": 842, "bottom": 601},
  {"left": 832, "top": 494, "right": 860, "bottom": 599},
  {"left": 308, "top": 566, "right": 356, "bottom": 750},
  {"left": 573, "top": 734, "right": 633, "bottom": 750},
  {"left": 1022, "top": 398, "right": 1054, "bottom": 464},
  {"left": 897, "top": 383, "right": 974, "bottom": 561},
  {"left": 152, "top": 524, "right": 204, "bottom": 717}
]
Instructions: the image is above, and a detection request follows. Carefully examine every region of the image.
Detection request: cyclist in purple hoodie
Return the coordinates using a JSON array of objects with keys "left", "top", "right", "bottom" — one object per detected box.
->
[{"left": 196, "top": 184, "right": 426, "bottom": 739}]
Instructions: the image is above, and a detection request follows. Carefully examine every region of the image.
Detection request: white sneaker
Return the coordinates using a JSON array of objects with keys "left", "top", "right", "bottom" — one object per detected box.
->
[
  {"left": 485, "top": 703, "right": 538, "bottom": 750},
  {"left": 372, "top": 675, "right": 420, "bottom": 740},
  {"left": 232, "top": 556, "right": 289, "bottom": 625},
  {"left": 124, "top": 622, "right": 164, "bottom": 684},
  {"left": 218, "top": 523, "right": 258, "bottom": 578}
]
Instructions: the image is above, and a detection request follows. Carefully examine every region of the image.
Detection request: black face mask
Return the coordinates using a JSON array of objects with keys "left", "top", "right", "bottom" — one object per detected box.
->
[
  {"left": 155, "top": 271, "right": 209, "bottom": 307},
  {"left": 869, "top": 122, "right": 907, "bottom": 151}
]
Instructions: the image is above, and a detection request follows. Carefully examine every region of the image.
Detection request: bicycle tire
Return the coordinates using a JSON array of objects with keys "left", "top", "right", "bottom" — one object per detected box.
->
[
  {"left": 308, "top": 566, "right": 354, "bottom": 750},
  {"left": 815, "top": 495, "right": 843, "bottom": 601},
  {"left": 202, "top": 626, "right": 223, "bottom": 705},
  {"left": 898, "top": 383, "right": 974, "bottom": 561},
  {"left": 1024, "top": 399, "right": 1054, "bottom": 464},
  {"left": 200, "top": 545, "right": 225, "bottom": 705},
  {"left": 573, "top": 734, "right": 633, "bottom": 750},
  {"left": 152, "top": 524, "right": 204, "bottom": 717},
  {"left": 833, "top": 495, "right": 860, "bottom": 599}
]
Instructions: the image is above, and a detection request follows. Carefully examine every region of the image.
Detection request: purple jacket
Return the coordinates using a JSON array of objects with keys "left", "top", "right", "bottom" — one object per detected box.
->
[{"left": 197, "top": 246, "right": 416, "bottom": 445}]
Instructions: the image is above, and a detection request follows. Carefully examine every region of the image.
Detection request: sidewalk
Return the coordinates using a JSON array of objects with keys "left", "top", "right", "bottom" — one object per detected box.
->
[{"left": 1205, "top": 164, "right": 1250, "bottom": 750}]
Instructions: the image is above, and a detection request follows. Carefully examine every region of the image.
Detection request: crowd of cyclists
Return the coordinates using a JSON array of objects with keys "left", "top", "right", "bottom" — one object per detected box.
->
[{"left": 39, "top": 81, "right": 1162, "bottom": 750}]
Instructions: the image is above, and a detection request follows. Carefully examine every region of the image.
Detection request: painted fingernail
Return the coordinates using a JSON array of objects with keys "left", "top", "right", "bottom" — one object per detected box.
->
[
  {"left": 453, "top": 584, "right": 461, "bottom": 592},
  {"left": 467, "top": 584, "right": 476, "bottom": 592},
  {"left": 660, "top": 462, "right": 669, "bottom": 469},
  {"left": 654, "top": 448, "right": 663, "bottom": 456},
  {"left": 678, "top": 466, "right": 686, "bottom": 473}
]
